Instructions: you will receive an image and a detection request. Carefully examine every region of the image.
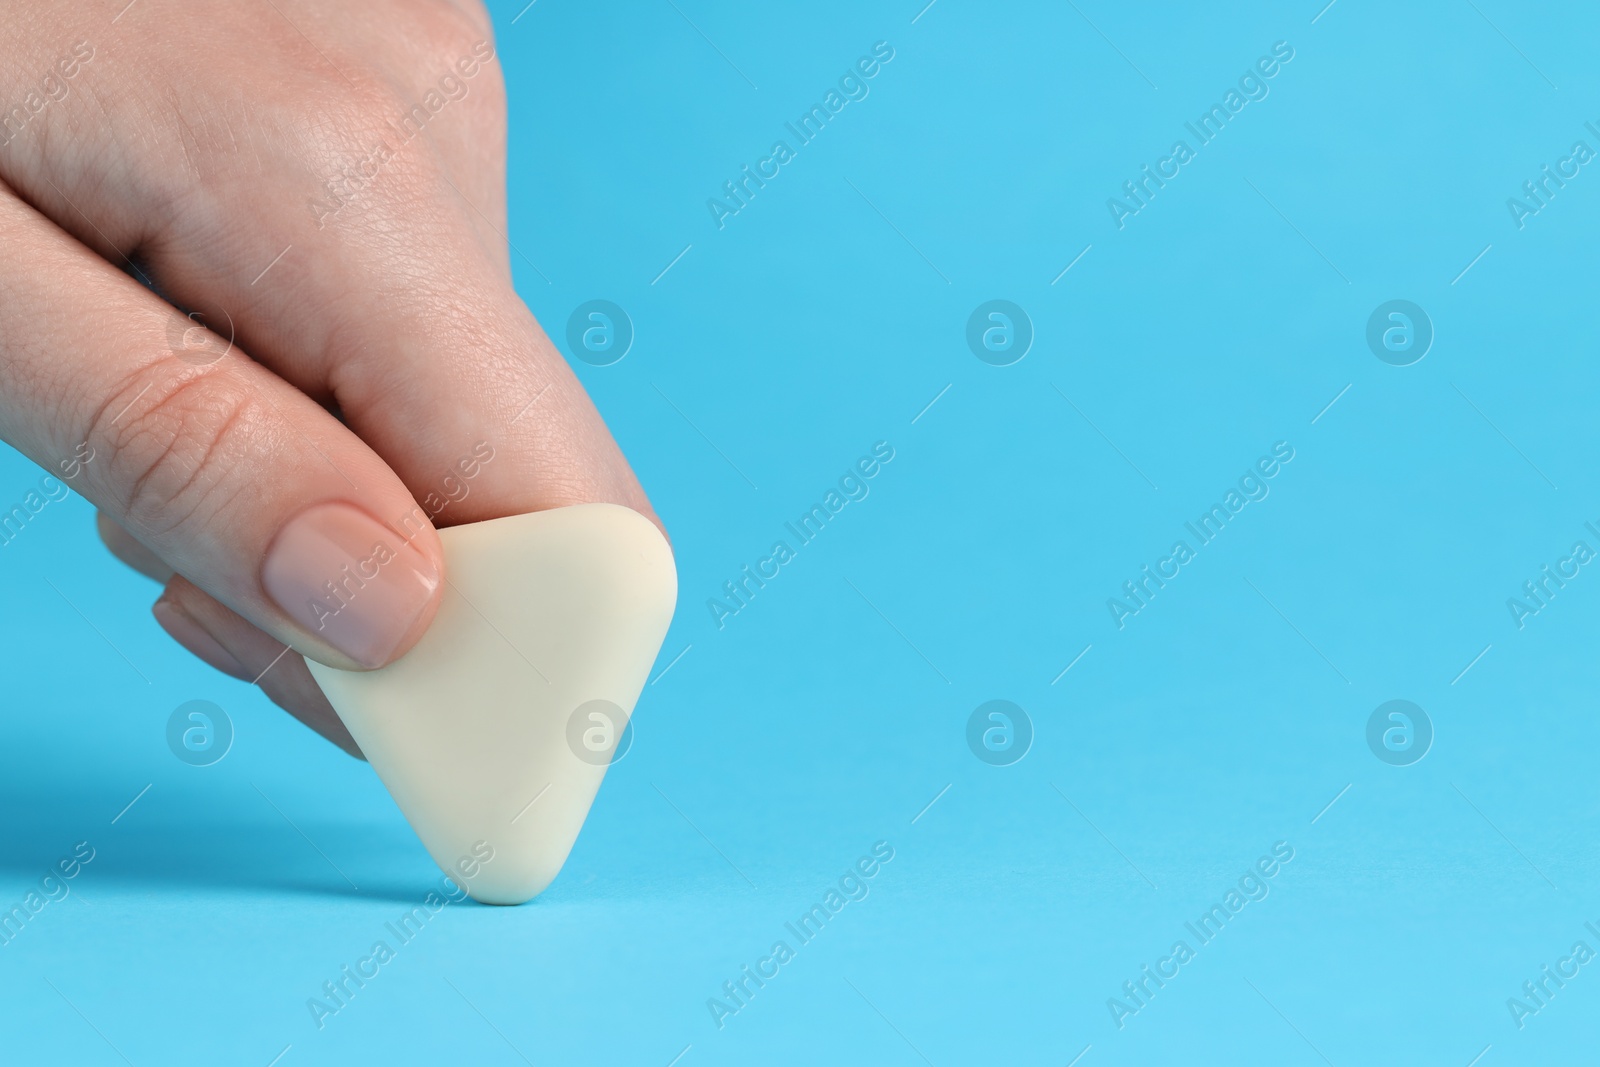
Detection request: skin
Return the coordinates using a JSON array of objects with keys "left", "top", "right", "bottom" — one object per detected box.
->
[{"left": 0, "top": 1, "right": 659, "bottom": 757}]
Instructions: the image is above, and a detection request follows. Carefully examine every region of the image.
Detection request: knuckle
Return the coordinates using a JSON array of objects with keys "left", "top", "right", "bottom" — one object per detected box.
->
[
  {"left": 433, "top": 2, "right": 496, "bottom": 55},
  {"left": 412, "top": 0, "right": 495, "bottom": 48},
  {"left": 88, "top": 366, "right": 259, "bottom": 539},
  {"left": 446, "top": 0, "right": 496, "bottom": 42},
  {"left": 296, "top": 19, "right": 505, "bottom": 223}
]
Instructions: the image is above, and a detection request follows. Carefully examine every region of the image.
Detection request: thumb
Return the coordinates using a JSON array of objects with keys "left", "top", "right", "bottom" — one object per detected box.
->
[{"left": 0, "top": 186, "right": 444, "bottom": 672}]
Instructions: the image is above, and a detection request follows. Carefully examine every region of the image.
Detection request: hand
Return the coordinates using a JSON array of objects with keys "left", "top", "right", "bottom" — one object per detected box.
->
[{"left": 0, "top": 1, "right": 659, "bottom": 756}]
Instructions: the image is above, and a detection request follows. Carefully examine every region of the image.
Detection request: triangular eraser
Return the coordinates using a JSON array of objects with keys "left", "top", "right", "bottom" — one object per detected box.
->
[{"left": 306, "top": 503, "right": 677, "bottom": 904}]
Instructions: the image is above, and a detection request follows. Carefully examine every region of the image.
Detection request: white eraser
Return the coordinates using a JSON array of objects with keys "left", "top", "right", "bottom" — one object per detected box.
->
[{"left": 307, "top": 503, "right": 677, "bottom": 904}]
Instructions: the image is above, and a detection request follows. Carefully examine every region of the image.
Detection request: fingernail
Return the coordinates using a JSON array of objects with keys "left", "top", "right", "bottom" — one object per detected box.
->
[
  {"left": 153, "top": 598, "right": 252, "bottom": 681},
  {"left": 261, "top": 502, "right": 442, "bottom": 669}
]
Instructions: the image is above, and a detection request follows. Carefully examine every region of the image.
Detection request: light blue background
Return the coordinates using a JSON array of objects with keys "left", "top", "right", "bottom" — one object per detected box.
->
[{"left": 4, "top": 1, "right": 1599, "bottom": 1063}]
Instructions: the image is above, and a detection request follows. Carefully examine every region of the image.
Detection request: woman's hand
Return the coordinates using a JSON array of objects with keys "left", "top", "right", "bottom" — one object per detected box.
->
[{"left": 0, "top": 1, "right": 658, "bottom": 756}]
